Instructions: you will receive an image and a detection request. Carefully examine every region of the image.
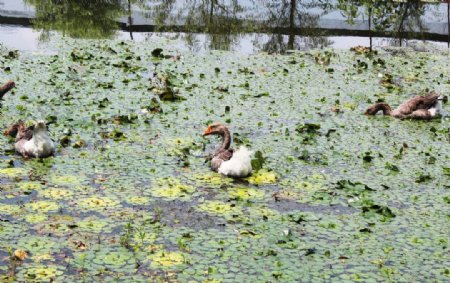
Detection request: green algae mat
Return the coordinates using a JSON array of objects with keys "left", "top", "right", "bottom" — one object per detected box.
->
[{"left": 0, "top": 39, "right": 449, "bottom": 282}]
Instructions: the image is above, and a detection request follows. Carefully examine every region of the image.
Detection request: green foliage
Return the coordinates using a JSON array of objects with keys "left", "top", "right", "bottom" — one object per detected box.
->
[{"left": 337, "top": 0, "right": 426, "bottom": 35}]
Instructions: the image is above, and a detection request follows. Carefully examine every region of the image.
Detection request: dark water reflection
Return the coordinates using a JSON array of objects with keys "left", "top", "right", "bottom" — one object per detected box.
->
[
  {"left": 24, "top": 0, "right": 124, "bottom": 39},
  {"left": 1, "top": 0, "right": 449, "bottom": 53}
]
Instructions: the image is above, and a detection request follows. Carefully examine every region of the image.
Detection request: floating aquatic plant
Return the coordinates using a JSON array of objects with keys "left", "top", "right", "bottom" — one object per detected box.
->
[
  {"left": 26, "top": 201, "right": 59, "bottom": 212},
  {"left": 23, "top": 214, "right": 48, "bottom": 224},
  {"left": 196, "top": 200, "right": 240, "bottom": 216},
  {"left": 77, "top": 196, "right": 120, "bottom": 210},
  {"left": 18, "top": 182, "right": 44, "bottom": 191},
  {"left": 246, "top": 169, "right": 277, "bottom": 185},
  {"left": 40, "top": 188, "right": 74, "bottom": 200},
  {"left": 148, "top": 250, "right": 186, "bottom": 268},
  {"left": 228, "top": 187, "right": 264, "bottom": 201},
  {"left": 125, "top": 195, "right": 151, "bottom": 205},
  {"left": 0, "top": 204, "right": 21, "bottom": 215},
  {"left": 150, "top": 178, "right": 195, "bottom": 200},
  {"left": 0, "top": 168, "right": 27, "bottom": 178},
  {"left": 77, "top": 217, "right": 111, "bottom": 233},
  {"left": 18, "top": 265, "right": 63, "bottom": 282},
  {"left": 49, "top": 175, "right": 85, "bottom": 186}
]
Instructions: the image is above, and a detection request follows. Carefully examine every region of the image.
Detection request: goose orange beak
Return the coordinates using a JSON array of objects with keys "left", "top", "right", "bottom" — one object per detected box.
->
[{"left": 203, "top": 126, "right": 212, "bottom": 136}]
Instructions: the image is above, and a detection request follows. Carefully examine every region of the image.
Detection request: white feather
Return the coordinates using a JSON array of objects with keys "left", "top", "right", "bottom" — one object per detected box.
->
[
  {"left": 20, "top": 128, "right": 55, "bottom": 158},
  {"left": 429, "top": 100, "right": 442, "bottom": 117},
  {"left": 218, "top": 146, "right": 252, "bottom": 178}
]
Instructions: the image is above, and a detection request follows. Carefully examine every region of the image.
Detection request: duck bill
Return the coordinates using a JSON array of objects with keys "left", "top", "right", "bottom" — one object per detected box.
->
[{"left": 203, "top": 126, "right": 212, "bottom": 136}]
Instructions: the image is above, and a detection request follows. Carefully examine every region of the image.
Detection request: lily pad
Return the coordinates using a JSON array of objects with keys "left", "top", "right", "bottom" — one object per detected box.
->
[
  {"left": 149, "top": 250, "right": 186, "bottom": 268},
  {"left": 228, "top": 187, "right": 264, "bottom": 201},
  {"left": 246, "top": 170, "right": 277, "bottom": 185},
  {"left": 0, "top": 168, "right": 27, "bottom": 178}
]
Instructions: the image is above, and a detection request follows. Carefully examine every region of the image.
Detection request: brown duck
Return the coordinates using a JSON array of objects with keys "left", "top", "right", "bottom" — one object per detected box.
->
[{"left": 365, "top": 91, "right": 443, "bottom": 120}]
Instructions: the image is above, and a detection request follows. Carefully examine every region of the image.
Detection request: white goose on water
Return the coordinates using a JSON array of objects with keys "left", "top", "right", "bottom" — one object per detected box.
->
[
  {"left": 10, "top": 120, "right": 55, "bottom": 158},
  {"left": 203, "top": 122, "right": 252, "bottom": 178}
]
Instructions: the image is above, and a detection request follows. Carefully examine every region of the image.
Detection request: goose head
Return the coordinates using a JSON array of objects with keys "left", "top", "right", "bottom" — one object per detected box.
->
[
  {"left": 364, "top": 102, "right": 392, "bottom": 116},
  {"left": 364, "top": 104, "right": 380, "bottom": 115},
  {"left": 33, "top": 120, "right": 48, "bottom": 134},
  {"left": 203, "top": 122, "right": 228, "bottom": 136}
]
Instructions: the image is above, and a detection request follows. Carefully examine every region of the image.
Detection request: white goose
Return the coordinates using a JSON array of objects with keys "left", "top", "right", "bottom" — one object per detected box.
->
[
  {"left": 203, "top": 122, "right": 252, "bottom": 178},
  {"left": 13, "top": 120, "right": 55, "bottom": 158}
]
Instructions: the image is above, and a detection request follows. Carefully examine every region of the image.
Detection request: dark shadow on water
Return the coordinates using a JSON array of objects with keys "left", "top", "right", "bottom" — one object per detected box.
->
[
  {"left": 152, "top": 199, "right": 226, "bottom": 230},
  {"left": 269, "top": 198, "right": 358, "bottom": 215}
]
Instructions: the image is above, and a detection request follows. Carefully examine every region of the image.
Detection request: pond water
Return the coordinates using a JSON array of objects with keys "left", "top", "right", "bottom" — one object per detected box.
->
[{"left": 0, "top": 0, "right": 449, "bottom": 53}]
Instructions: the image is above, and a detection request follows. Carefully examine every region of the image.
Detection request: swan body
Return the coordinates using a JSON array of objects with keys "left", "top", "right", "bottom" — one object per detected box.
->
[
  {"left": 13, "top": 120, "right": 55, "bottom": 158},
  {"left": 365, "top": 91, "right": 443, "bottom": 120},
  {"left": 203, "top": 122, "right": 252, "bottom": 178}
]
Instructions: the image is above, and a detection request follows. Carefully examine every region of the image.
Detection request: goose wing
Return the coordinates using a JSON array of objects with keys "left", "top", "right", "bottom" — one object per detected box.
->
[
  {"left": 396, "top": 92, "right": 440, "bottom": 115},
  {"left": 16, "top": 124, "right": 34, "bottom": 142},
  {"left": 403, "top": 109, "right": 433, "bottom": 120},
  {"left": 4, "top": 121, "right": 33, "bottom": 141},
  {"left": 210, "top": 149, "right": 233, "bottom": 171}
]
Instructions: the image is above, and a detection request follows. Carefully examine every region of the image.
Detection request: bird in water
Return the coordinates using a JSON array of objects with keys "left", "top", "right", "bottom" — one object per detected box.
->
[
  {"left": 203, "top": 122, "right": 252, "bottom": 178},
  {"left": 4, "top": 120, "right": 55, "bottom": 158},
  {"left": 365, "top": 91, "right": 444, "bottom": 120},
  {"left": 0, "top": 80, "right": 15, "bottom": 99}
]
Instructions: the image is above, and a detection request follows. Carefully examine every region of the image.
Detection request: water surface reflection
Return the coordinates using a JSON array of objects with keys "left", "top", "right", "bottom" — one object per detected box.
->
[{"left": 0, "top": 0, "right": 448, "bottom": 52}]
